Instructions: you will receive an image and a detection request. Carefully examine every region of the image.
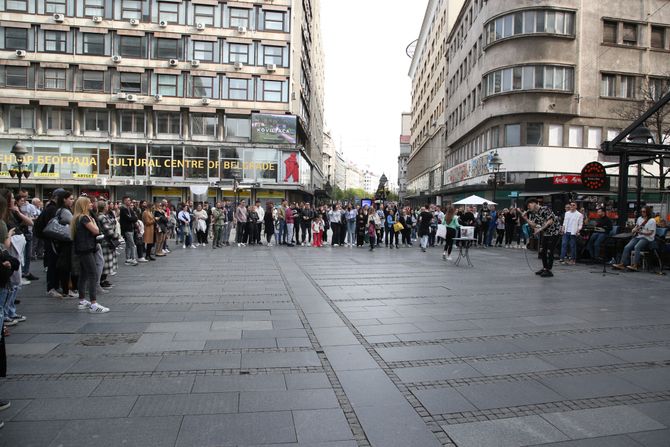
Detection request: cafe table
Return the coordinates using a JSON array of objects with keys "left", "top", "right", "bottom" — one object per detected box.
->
[{"left": 452, "top": 237, "right": 477, "bottom": 267}]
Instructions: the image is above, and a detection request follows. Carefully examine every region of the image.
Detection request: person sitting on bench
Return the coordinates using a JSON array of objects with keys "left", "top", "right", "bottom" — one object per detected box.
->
[
  {"left": 585, "top": 208, "right": 612, "bottom": 260},
  {"left": 613, "top": 206, "right": 656, "bottom": 272}
]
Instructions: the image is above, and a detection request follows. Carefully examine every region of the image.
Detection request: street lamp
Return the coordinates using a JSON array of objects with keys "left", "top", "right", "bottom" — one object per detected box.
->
[
  {"left": 489, "top": 150, "right": 503, "bottom": 203},
  {"left": 10, "top": 141, "right": 30, "bottom": 191},
  {"left": 628, "top": 125, "right": 653, "bottom": 218}
]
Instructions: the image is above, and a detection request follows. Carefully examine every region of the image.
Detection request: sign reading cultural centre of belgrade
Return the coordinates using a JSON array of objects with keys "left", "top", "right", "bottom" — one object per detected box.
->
[{"left": 251, "top": 114, "right": 297, "bottom": 145}]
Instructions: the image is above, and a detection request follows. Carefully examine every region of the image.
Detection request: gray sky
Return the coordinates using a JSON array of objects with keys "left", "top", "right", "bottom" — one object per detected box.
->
[{"left": 320, "top": 0, "right": 429, "bottom": 184}]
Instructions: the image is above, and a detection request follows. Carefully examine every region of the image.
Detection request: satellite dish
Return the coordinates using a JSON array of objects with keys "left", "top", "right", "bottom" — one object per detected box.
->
[{"left": 406, "top": 39, "right": 418, "bottom": 59}]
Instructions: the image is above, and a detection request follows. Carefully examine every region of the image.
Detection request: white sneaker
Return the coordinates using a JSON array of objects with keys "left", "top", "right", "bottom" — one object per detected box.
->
[
  {"left": 190, "top": 245, "right": 197, "bottom": 249},
  {"left": 267, "top": 243, "right": 273, "bottom": 247},
  {"left": 78, "top": 300, "right": 92, "bottom": 310},
  {"left": 68, "top": 290, "right": 79, "bottom": 298},
  {"left": 97, "top": 287, "right": 110, "bottom": 294},
  {"left": 447, "top": 255, "right": 453, "bottom": 261},
  {"left": 333, "top": 244, "right": 338, "bottom": 247},
  {"left": 48, "top": 289, "right": 63, "bottom": 299},
  {"left": 137, "top": 257, "right": 148, "bottom": 262},
  {"left": 89, "top": 303, "right": 110, "bottom": 313},
  {"left": 442, "top": 253, "right": 446, "bottom": 260},
  {"left": 182, "top": 245, "right": 186, "bottom": 249},
  {"left": 165, "top": 248, "right": 171, "bottom": 253},
  {"left": 20, "top": 278, "right": 31, "bottom": 285}
]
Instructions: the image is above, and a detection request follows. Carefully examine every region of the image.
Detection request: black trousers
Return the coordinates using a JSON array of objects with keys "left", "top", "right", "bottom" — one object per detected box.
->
[
  {"left": 540, "top": 235, "right": 559, "bottom": 270},
  {"left": 236, "top": 222, "right": 247, "bottom": 243},
  {"left": 444, "top": 227, "right": 456, "bottom": 255},
  {"left": 331, "top": 223, "right": 340, "bottom": 244},
  {"left": 301, "top": 221, "right": 311, "bottom": 243}
]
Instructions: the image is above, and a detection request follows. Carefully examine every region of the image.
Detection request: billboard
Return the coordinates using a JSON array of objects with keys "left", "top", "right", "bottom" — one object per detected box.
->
[{"left": 251, "top": 114, "right": 297, "bottom": 145}]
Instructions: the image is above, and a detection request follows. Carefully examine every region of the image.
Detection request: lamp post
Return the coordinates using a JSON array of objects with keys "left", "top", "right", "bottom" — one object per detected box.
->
[
  {"left": 10, "top": 141, "right": 30, "bottom": 192},
  {"left": 489, "top": 150, "right": 503, "bottom": 203},
  {"left": 627, "top": 126, "right": 654, "bottom": 221}
]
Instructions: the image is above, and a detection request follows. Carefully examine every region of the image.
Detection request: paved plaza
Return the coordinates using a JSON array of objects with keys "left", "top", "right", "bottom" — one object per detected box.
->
[{"left": 1, "top": 243, "right": 669, "bottom": 447}]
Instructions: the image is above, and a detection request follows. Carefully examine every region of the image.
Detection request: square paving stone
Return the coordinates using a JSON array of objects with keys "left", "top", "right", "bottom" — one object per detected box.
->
[
  {"left": 277, "top": 337, "right": 312, "bottom": 347},
  {"left": 203, "top": 338, "right": 277, "bottom": 349},
  {"left": 412, "top": 388, "right": 477, "bottom": 414},
  {"left": 284, "top": 372, "right": 332, "bottom": 389},
  {"left": 46, "top": 416, "right": 181, "bottom": 447},
  {"left": 540, "top": 373, "right": 648, "bottom": 400},
  {"left": 78, "top": 322, "right": 149, "bottom": 334},
  {"left": 241, "top": 351, "right": 320, "bottom": 369},
  {"left": 323, "top": 345, "right": 378, "bottom": 370},
  {"left": 131, "top": 392, "right": 238, "bottom": 416},
  {"left": 156, "top": 352, "right": 241, "bottom": 371},
  {"left": 535, "top": 434, "right": 649, "bottom": 446},
  {"left": 466, "top": 356, "right": 557, "bottom": 376},
  {"left": 0, "top": 378, "right": 101, "bottom": 398},
  {"left": 176, "top": 411, "right": 296, "bottom": 446},
  {"left": 293, "top": 408, "right": 354, "bottom": 444},
  {"left": 7, "top": 343, "right": 59, "bottom": 355},
  {"left": 541, "top": 351, "right": 624, "bottom": 369},
  {"left": 607, "top": 347, "right": 670, "bottom": 363},
  {"left": 313, "top": 327, "right": 359, "bottom": 346},
  {"left": 9, "top": 356, "right": 79, "bottom": 375},
  {"left": 443, "top": 415, "right": 569, "bottom": 447},
  {"left": 632, "top": 401, "right": 670, "bottom": 426},
  {"left": 393, "top": 363, "right": 482, "bottom": 383},
  {"left": 541, "top": 405, "right": 666, "bottom": 439},
  {"left": 14, "top": 396, "right": 137, "bottom": 421},
  {"left": 444, "top": 340, "right": 523, "bottom": 357},
  {"left": 92, "top": 376, "right": 195, "bottom": 396},
  {"left": 627, "top": 429, "right": 670, "bottom": 446},
  {"left": 239, "top": 389, "right": 339, "bottom": 412},
  {"left": 375, "top": 345, "right": 455, "bottom": 363},
  {"left": 67, "top": 356, "right": 162, "bottom": 373},
  {"left": 614, "top": 367, "right": 670, "bottom": 392},
  {"left": 356, "top": 323, "right": 420, "bottom": 336},
  {"left": 211, "top": 320, "right": 274, "bottom": 331},
  {"left": 335, "top": 369, "right": 404, "bottom": 408},
  {"left": 173, "top": 330, "right": 242, "bottom": 341},
  {"left": 353, "top": 402, "right": 442, "bottom": 447},
  {"left": 0, "top": 420, "right": 67, "bottom": 447},
  {"left": 192, "top": 374, "right": 286, "bottom": 393},
  {"left": 455, "top": 379, "right": 564, "bottom": 410}
]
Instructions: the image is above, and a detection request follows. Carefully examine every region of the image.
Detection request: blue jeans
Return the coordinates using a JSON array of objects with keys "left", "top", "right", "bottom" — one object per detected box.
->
[
  {"left": 277, "top": 220, "right": 286, "bottom": 244},
  {"left": 3, "top": 286, "right": 19, "bottom": 320},
  {"left": 560, "top": 232, "right": 578, "bottom": 260},
  {"left": 0, "top": 287, "right": 9, "bottom": 322},
  {"left": 347, "top": 221, "right": 356, "bottom": 245},
  {"left": 485, "top": 226, "right": 496, "bottom": 246},
  {"left": 587, "top": 232, "right": 607, "bottom": 258},
  {"left": 621, "top": 237, "right": 651, "bottom": 266},
  {"left": 123, "top": 231, "right": 137, "bottom": 261}
]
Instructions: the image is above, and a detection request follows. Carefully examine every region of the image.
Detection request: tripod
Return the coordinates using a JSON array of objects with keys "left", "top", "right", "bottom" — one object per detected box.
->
[{"left": 590, "top": 235, "right": 618, "bottom": 276}]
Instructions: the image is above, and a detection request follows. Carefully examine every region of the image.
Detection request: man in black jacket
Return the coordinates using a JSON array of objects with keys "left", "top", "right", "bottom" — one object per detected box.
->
[
  {"left": 300, "top": 203, "right": 314, "bottom": 246},
  {"left": 119, "top": 196, "right": 138, "bottom": 266},
  {"left": 33, "top": 189, "right": 64, "bottom": 297}
]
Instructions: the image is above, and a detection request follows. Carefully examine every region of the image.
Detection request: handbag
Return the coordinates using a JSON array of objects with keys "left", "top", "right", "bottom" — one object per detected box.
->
[
  {"left": 436, "top": 224, "right": 447, "bottom": 239},
  {"left": 393, "top": 222, "right": 404, "bottom": 232},
  {"left": 43, "top": 210, "right": 71, "bottom": 241}
]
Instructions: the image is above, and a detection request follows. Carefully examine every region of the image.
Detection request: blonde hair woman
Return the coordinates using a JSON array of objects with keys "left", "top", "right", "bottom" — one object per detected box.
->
[
  {"left": 71, "top": 197, "right": 109, "bottom": 313},
  {"left": 142, "top": 203, "right": 156, "bottom": 261}
]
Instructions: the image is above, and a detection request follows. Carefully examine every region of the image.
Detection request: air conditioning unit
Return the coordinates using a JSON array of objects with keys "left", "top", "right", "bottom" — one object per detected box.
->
[
  {"left": 15, "top": 49, "right": 26, "bottom": 57},
  {"left": 126, "top": 94, "right": 137, "bottom": 102},
  {"left": 201, "top": 97, "right": 211, "bottom": 105},
  {"left": 135, "top": 179, "right": 143, "bottom": 186},
  {"left": 168, "top": 58, "right": 179, "bottom": 66},
  {"left": 237, "top": 26, "right": 247, "bottom": 34},
  {"left": 92, "top": 16, "right": 103, "bottom": 23},
  {"left": 233, "top": 61, "right": 243, "bottom": 70},
  {"left": 190, "top": 59, "right": 200, "bottom": 67},
  {"left": 117, "top": 92, "right": 128, "bottom": 99},
  {"left": 196, "top": 22, "right": 205, "bottom": 31},
  {"left": 159, "top": 20, "right": 168, "bottom": 28},
  {"left": 129, "top": 18, "right": 139, "bottom": 26},
  {"left": 124, "top": 179, "right": 134, "bottom": 185},
  {"left": 53, "top": 13, "right": 65, "bottom": 22},
  {"left": 266, "top": 63, "right": 277, "bottom": 72},
  {"left": 154, "top": 94, "right": 163, "bottom": 101},
  {"left": 111, "top": 55, "right": 122, "bottom": 63}
]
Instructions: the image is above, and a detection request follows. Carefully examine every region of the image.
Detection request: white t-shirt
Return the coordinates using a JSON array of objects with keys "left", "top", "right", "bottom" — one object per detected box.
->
[
  {"left": 635, "top": 216, "right": 657, "bottom": 242},
  {"left": 562, "top": 210, "right": 584, "bottom": 235}
]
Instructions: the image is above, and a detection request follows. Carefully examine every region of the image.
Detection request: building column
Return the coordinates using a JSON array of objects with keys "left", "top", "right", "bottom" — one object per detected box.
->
[
  {"left": 146, "top": 109, "right": 154, "bottom": 138},
  {"left": 35, "top": 107, "right": 43, "bottom": 134},
  {"left": 0, "top": 107, "right": 5, "bottom": 133},
  {"left": 181, "top": 110, "right": 189, "bottom": 139},
  {"left": 109, "top": 109, "right": 118, "bottom": 137},
  {"left": 73, "top": 108, "right": 81, "bottom": 136},
  {"left": 217, "top": 110, "right": 224, "bottom": 141}
]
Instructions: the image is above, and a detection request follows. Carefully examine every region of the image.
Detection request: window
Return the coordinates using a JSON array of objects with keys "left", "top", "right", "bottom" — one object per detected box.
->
[
  {"left": 118, "top": 36, "right": 143, "bottom": 58},
  {"left": 229, "top": 43, "right": 249, "bottom": 63},
  {"left": 121, "top": 0, "right": 143, "bottom": 20},
  {"left": 192, "top": 76, "right": 214, "bottom": 97},
  {"left": 6, "top": 0, "right": 27, "bottom": 12},
  {"left": 82, "top": 33, "right": 105, "bottom": 55},
  {"left": 622, "top": 23, "right": 638, "bottom": 46},
  {"left": 45, "top": 68, "right": 66, "bottom": 89},
  {"left": 260, "top": 79, "right": 283, "bottom": 102},
  {"left": 601, "top": 73, "right": 616, "bottom": 97},
  {"left": 651, "top": 26, "right": 666, "bottom": 49},
  {"left": 504, "top": 124, "right": 520, "bottom": 146},
  {"left": 156, "top": 112, "right": 180, "bottom": 134},
  {"left": 82, "top": 71, "right": 104, "bottom": 91},
  {"left": 85, "top": 110, "right": 108, "bottom": 131},
  {"left": 83, "top": 0, "right": 104, "bottom": 17},
  {"left": 191, "top": 114, "right": 217, "bottom": 137},
  {"left": 155, "top": 38, "right": 179, "bottom": 59},
  {"left": 44, "top": 31, "right": 67, "bottom": 53},
  {"left": 227, "top": 78, "right": 250, "bottom": 100},
  {"left": 603, "top": 20, "right": 617, "bottom": 43},
  {"left": 158, "top": 1, "right": 178, "bottom": 23},
  {"left": 526, "top": 123, "right": 543, "bottom": 145},
  {"left": 46, "top": 0, "right": 66, "bottom": 14},
  {"left": 120, "top": 111, "right": 145, "bottom": 134},
  {"left": 229, "top": 8, "right": 250, "bottom": 28},
  {"left": 485, "top": 9, "right": 575, "bottom": 45},
  {"left": 157, "top": 74, "right": 177, "bottom": 96},
  {"left": 620, "top": 75, "right": 635, "bottom": 98},
  {"left": 548, "top": 124, "right": 563, "bottom": 146},
  {"left": 225, "top": 116, "right": 250, "bottom": 141},
  {"left": 193, "top": 41, "right": 214, "bottom": 62},
  {"left": 6, "top": 66, "right": 28, "bottom": 87},
  {"left": 194, "top": 5, "right": 215, "bottom": 26},
  {"left": 120, "top": 72, "right": 141, "bottom": 92},
  {"left": 8, "top": 107, "right": 33, "bottom": 129},
  {"left": 264, "top": 11, "right": 285, "bottom": 31},
  {"left": 45, "top": 108, "right": 72, "bottom": 131},
  {"left": 484, "top": 65, "right": 573, "bottom": 97},
  {"left": 568, "top": 126, "right": 582, "bottom": 147},
  {"left": 263, "top": 46, "right": 284, "bottom": 66},
  {"left": 4, "top": 28, "right": 28, "bottom": 50},
  {"left": 587, "top": 127, "right": 602, "bottom": 149},
  {"left": 650, "top": 77, "right": 669, "bottom": 100}
]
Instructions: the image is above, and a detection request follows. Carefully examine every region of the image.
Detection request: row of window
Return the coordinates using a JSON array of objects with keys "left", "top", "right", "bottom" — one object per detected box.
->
[
  {"left": 603, "top": 19, "right": 670, "bottom": 50},
  {"left": 0, "top": 27, "right": 290, "bottom": 67},
  {"left": 0, "top": 0, "right": 290, "bottom": 33},
  {"left": 3, "top": 106, "right": 255, "bottom": 141},
  {"left": 0, "top": 65, "right": 289, "bottom": 102},
  {"left": 485, "top": 9, "right": 575, "bottom": 46},
  {"left": 600, "top": 74, "right": 668, "bottom": 100},
  {"left": 483, "top": 65, "right": 574, "bottom": 97}
]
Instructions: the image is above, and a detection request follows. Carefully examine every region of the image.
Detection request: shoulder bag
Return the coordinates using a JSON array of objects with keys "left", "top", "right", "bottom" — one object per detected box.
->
[{"left": 43, "top": 209, "right": 71, "bottom": 242}]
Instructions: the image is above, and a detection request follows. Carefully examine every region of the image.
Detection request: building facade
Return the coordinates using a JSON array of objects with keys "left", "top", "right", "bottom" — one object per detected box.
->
[
  {"left": 0, "top": 0, "right": 325, "bottom": 205},
  {"left": 397, "top": 112, "right": 410, "bottom": 202},
  {"left": 408, "top": 0, "right": 670, "bottom": 207}
]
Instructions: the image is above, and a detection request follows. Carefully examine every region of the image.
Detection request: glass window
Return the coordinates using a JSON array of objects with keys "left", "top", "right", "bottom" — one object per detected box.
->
[
  {"left": 46, "top": 0, "right": 66, "bottom": 13},
  {"left": 45, "top": 108, "right": 72, "bottom": 130},
  {"left": 522, "top": 66, "right": 534, "bottom": 89},
  {"left": 155, "top": 38, "right": 179, "bottom": 59},
  {"left": 45, "top": 68, "right": 66, "bottom": 89},
  {"left": 264, "top": 11, "right": 285, "bottom": 31},
  {"left": 156, "top": 112, "right": 180, "bottom": 134},
  {"left": 548, "top": 124, "right": 563, "bottom": 146},
  {"left": 229, "top": 43, "right": 249, "bottom": 63},
  {"left": 6, "top": 0, "right": 28, "bottom": 12},
  {"left": 603, "top": 20, "right": 617, "bottom": 43},
  {"left": 535, "top": 11, "right": 545, "bottom": 33},
  {"left": 545, "top": 11, "right": 556, "bottom": 34},
  {"left": 192, "top": 76, "right": 214, "bottom": 97},
  {"left": 522, "top": 11, "right": 535, "bottom": 35},
  {"left": 84, "top": 110, "right": 108, "bottom": 131},
  {"left": 194, "top": 5, "right": 215, "bottom": 26},
  {"left": 193, "top": 40, "right": 214, "bottom": 61},
  {"left": 261, "top": 80, "right": 283, "bottom": 102},
  {"left": 228, "top": 78, "right": 250, "bottom": 100},
  {"left": 121, "top": 0, "right": 142, "bottom": 20},
  {"left": 650, "top": 77, "right": 669, "bottom": 100},
  {"left": 263, "top": 46, "right": 283, "bottom": 66},
  {"left": 568, "top": 126, "right": 582, "bottom": 147},
  {"left": 651, "top": 26, "right": 665, "bottom": 49},
  {"left": 502, "top": 68, "right": 512, "bottom": 91},
  {"left": 191, "top": 115, "right": 217, "bottom": 136},
  {"left": 526, "top": 123, "right": 543, "bottom": 145},
  {"left": 9, "top": 106, "right": 33, "bottom": 129},
  {"left": 225, "top": 116, "right": 251, "bottom": 141},
  {"left": 6, "top": 66, "right": 27, "bottom": 87},
  {"left": 120, "top": 72, "right": 141, "bottom": 92},
  {"left": 118, "top": 35, "right": 144, "bottom": 58},
  {"left": 120, "top": 110, "right": 144, "bottom": 133},
  {"left": 601, "top": 73, "right": 616, "bottom": 96},
  {"left": 5, "top": 28, "right": 28, "bottom": 50},
  {"left": 490, "top": 126, "right": 500, "bottom": 148},
  {"left": 82, "top": 71, "right": 104, "bottom": 91},
  {"left": 620, "top": 75, "right": 635, "bottom": 98},
  {"left": 45, "top": 31, "right": 67, "bottom": 53},
  {"left": 513, "top": 12, "right": 523, "bottom": 34},
  {"left": 157, "top": 1, "right": 178, "bottom": 23},
  {"left": 157, "top": 74, "right": 178, "bottom": 96},
  {"left": 504, "top": 124, "right": 520, "bottom": 146},
  {"left": 229, "top": 8, "right": 249, "bottom": 28},
  {"left": 587, "top": 127, "right": 602, "bottom": 149},
  {"left": 622, "top": 23, "right": 638, "bottom": 45},
  {"left": 82, "top": 33, "right": 105, "bottom": 55},
  {"left": 84, "top": 0, "right": 104, "bottom": 17}
]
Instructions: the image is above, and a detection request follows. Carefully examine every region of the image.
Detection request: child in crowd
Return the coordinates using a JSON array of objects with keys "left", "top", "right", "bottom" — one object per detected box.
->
[{"left": 312, "top": 215, "right": 324, "bottom": 247}]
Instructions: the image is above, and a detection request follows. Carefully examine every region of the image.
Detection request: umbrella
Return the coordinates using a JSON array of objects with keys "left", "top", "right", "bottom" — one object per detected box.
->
[{"left": 453, "top": 195, "right": 497, "bottom": 206}]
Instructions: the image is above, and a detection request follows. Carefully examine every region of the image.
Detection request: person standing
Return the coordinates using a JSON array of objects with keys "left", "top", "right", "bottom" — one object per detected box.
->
[
  {"left": 285, "top": 203, "right": 295, "bottom": 247},
  {"left": 178, "top": 204, "right": 193, "bottom": 248},
  {"left": 211, "top": 202, "right": 224, "bottom": 248},
  {"left": 255, "top": 200, "right": 264, "bottom": 245},
  {"left": 193, "top": 203, "right": 208, "bottom": 247},
  {"left": 119, "top": 196, "right": 138, "bottom": 265},
  {"left": 247, "top": 205, "right": 259, "bottom": 245},
  {"left": 222, "top": 200, "right": 233, "bottom": 246},
  {"left": 356, "top": 207, "right": 367, "bottom": 247},
  {"left": 520, "top": 199, "right": 561, "bottom": 277},
  {"left": 418, "top": 205, "right": 433, "bottom": 252},
  {"left": 277, "top": 200, "right": 287, "bottom": 245},
  {"left": 154, "top": 202, "right": 168, "bottom": 256},
  {"left": 17, "top": 190, "right": 39, "bottom": 282},
  {"left": 560, "top": 201, "right": 584, "bottom": 265},
  {"left": 312, "top": 214, "right": 323, "bottom": 247},
  {"left": 96, "top": 200, "right": 118, "bottom": 288},
  {"left": 264, "top": 202, "right": 275, "bottom": 246},
  {"left": 142, "top": 204, "right": 157, "bottom": 260},
  {"left": 367, "top": 207, "right": 379, "bottom": 251},
  {"left": 235, "top": 200, "right": 248, "bottom": 246},
  {"left": 328, "top": 205, "right": 341, "bottom": 247},
  {"left": 504, "top": 208, "right": 518, "bottom": 248},
  {"left": 442, "top": 206, "right": 460, "bottom": 261},
  {"left": 301, "top": 203, "right": 314, "bottom": 246}
]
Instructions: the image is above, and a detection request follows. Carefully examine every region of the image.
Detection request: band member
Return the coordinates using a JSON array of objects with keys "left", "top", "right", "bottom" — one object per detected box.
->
[
  {"left": 519, "top": 198, "right": 561, "bottom": 277},
  {"left": 612, "top": 206, "right": 656, "bottom": 271}
]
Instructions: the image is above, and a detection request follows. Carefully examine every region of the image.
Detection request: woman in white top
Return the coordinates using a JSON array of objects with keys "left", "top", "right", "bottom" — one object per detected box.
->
[{"left": 193, "top": 203, "right": 208, "bottom": 247}]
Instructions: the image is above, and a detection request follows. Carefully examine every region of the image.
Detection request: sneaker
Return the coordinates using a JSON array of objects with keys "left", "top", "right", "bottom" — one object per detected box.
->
[
  {"left": 267, "top": 243, "right": 273, "bottom": 247},
  {"left": 77, "top": 300, "right": 92, "bottom": 310},
  {"left": 447, "top": 255, "right": 453, "bottom": 261},
  {"left": 68, "top": 290, "right": 79, "bottom": 298},
  {"left": 0, "top": 400, "right": 10, "bottom": 411},
  {"left": 540, "top": 270, "right": 554, "bottom": 277},
  {"left": 182, "top": 245, "right": 186, "bottom": 249},
  {"left": 20, "top": 278, "right": 31, "bottom": 286},
  {"left": 97, "top": 287, "right": 110, "bottom": 294},
  {"left": 124, "top": 260, "right": 134, "bottom": 265},
  {"left": 12, "top": 315, "right": 26, "bottom": 323},
  {"left": 89, "top": 303, "right": 110, "bottom": 313},
  {"left": 612, "top": 263, "right": 625, "bottom": 270},
  {"left": 137, "top": 257, "right": 148, "bottom": 262},
  {"left": 626, "top": 264, "right": 639, "bottom": 272},
  {"left": 23, "top": 273, "right": 39, "bottom": 281},
  {"left": 100, "top": 281, "right": 113, "bottom": 288},
  {"left": 165, "top": 248, "right": 171, "bottom": 253},
  {"left": 535, "top": 269, "right": 545, "bottom": 275},
  {"left": 190, "top": 245, "right": 197, "bottom": 249},
  {"left": 3, "top": 318, "right": 18, "bottom": 327},
  {"left": 442, "top": 253, "right": 447, "bottom": 261},
  {"left": 48, "top": 289, "right": 63, "bottom": 299},
  {"left": 333, "top": 244, "right": 338, "bottom": 247}
]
